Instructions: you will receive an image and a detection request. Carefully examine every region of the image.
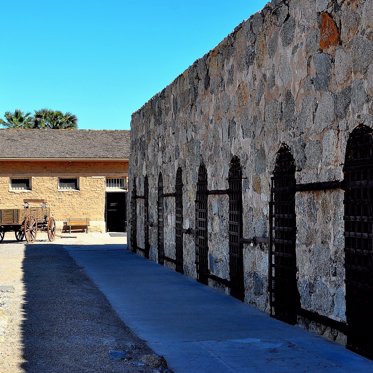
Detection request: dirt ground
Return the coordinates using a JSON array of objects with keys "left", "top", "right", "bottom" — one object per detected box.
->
[{"left": 0, "top": 232, "right": 170, "bottom": 373}]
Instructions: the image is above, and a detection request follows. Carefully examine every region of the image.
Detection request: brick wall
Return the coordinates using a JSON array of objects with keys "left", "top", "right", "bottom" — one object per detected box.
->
[{"left": 0, "top": 160, "right": 128, "bottom": 232}]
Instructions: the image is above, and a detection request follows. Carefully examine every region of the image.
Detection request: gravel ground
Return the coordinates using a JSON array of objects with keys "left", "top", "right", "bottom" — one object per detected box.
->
[{"left": 0, "top": 236, "right": 170, "bottom": 373}]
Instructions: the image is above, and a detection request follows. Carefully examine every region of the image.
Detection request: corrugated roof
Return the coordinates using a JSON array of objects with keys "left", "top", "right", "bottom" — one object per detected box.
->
[{"left": 0, "top": 129, "right": 130, "bottom": 159}]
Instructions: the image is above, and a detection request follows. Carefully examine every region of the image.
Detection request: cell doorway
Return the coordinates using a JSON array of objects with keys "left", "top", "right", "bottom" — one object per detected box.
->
[
  {"left": 106, "top": 192, "right": 127, "bottom": 232},
  {"left": 344, "top": 125, "right": 373, "bottom": 359}
]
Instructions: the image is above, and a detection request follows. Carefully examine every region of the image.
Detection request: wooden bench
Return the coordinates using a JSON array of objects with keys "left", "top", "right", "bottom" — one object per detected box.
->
[{"left": 65, "top": 218, "right": 90, "bottom": 233}]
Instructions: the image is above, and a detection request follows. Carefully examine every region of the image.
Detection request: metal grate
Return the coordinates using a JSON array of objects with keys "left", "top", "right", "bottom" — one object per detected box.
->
[
  {"left": 175, "top": 168, "right": 184, "bottom": 273},
  {"left": 228, "top": 156, "right": 244, "bottom": 301},
  {"left": 344, "top": 125, "right": 373, "bottom": 359},
  {"left": 10, "top": 178, "right": 31, "bottom": 191},
  {"left": 269, "top": 145, "right": 299, "bottom": 324},
  {"left": 59, "top": 178, "right": 79, "bottom": 190},
  {"left": 130, "top": 178, "right": 137, "bottom": 252},
  {"left": 195, "top": 164, "right": 209, "bottom": 284},
  {"left": 106, "top": 177, "right": 128, "bottom": 190},
  {"left": 158, "top": 173, "right": 164, "bottom": 264},
  {"left": 144, "top": 176, "right": 150, "bottom": 258}
]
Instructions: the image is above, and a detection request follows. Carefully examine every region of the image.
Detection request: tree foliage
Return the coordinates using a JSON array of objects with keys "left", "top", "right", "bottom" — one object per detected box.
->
[
  {"left": 0, "top": 109, "right": 78, "bottom": 129},
  {"left": 0, "top": 109, "right": 34, "bottom": 128},
  {"left": 34, "top": 109, "right": 77, "bottom": 129}
]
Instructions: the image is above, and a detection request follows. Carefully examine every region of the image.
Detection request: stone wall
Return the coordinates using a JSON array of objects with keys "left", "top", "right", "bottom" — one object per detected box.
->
[{"left": 129, "top": 0, "right": 372, "bottom": 343}]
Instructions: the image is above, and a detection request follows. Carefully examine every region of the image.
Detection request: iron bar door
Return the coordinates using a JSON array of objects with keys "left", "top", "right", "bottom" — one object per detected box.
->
[
  {"left": 130, "top": 178, "right": 137, "bottom": 252},
  {"left": 344, "top": 125, "right": 373, "bottom": 359},
  {"left": 144, "top": 176, "right": 150, "bottom": 259},
  {"left": 195, "top": 164, "right": 208, "bottom": 284},
  {"left": 270, "top": 145, "right": 299, "bottom": 324},
  {"left": 228, "top": 156, "right": 244, "bottom": 301},
  {"left": 175, "top": 168, "right": 184, "bottom": 273},
  {"left": 158, "top": 173, "right": 165, "bottom": 264}
]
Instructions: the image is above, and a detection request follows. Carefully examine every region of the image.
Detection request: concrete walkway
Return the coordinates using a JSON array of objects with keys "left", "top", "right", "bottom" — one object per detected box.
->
[{"left": 66, "top": 244, "right": 373, "bottom": 373}]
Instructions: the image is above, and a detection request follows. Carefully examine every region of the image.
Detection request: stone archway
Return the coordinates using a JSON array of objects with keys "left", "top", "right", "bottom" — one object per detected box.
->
[
  {"left": 195, "top": 163, "right": 208, "bottom": 284},
  {"left": 271, "top": 145, "right": 300, "bottom": 324},
  {"left": 175, "top": 168, "right": 184, "bottom": 273},
  {"left": 228, "top": 156, "right": 244, "bottom": 301},
  {"left": 157, "top": 173, "right": 164, "bottom": 264}
]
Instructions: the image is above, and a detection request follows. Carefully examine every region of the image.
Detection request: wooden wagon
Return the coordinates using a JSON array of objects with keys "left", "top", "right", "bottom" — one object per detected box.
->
[{"left": 0, "top": 199, "right": 56, "bottom": 243}]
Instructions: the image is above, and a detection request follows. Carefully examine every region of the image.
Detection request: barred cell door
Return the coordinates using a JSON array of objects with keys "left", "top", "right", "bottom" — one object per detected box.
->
[
  {"left": 195, "top": 164, "right": 208, "bottom": 284},
  {"left": 175, "top": 168, "right": 184, "bottom": 273},
  {"left": 344, "top": 125, "right": 373, "bottom": 359},
  {"left": 130, "top": 178, "right": 137, "bottom": 252},
  {"left": 269, "top": 145, "right": 299, "bottom": 324},
  {"left": 229, "top": 157, "right": 244, "bottom": 301},
  {"left": 158, "top": 173, "right": 165, "bottom": 264},
  {"left": 144, "top": 176, "right": 150, "bottom": 259}
]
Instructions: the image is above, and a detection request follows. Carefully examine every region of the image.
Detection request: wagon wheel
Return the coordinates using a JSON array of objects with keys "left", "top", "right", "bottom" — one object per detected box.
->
[
  {"left": 15, "top": 228, "right": 25, "bottom": 241},
  {"left": 47, "top": 217, "right": 56, "bottom": 242},
  {"left": 24, "top": 215, "right": 37, "bottom": 243},
  {"left": 0, "top": 230, "right": 4, "bottom": 243}
]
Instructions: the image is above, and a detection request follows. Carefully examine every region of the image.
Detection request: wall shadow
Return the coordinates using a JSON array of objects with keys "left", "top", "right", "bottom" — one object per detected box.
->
[{"left": 20, "top": 243, "right": 137, "bottom": 373}]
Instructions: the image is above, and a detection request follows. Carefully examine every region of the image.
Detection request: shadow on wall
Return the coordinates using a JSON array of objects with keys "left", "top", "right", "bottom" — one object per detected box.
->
[{"left": 20, "top": 244, "right": 136, "bottom": 373}]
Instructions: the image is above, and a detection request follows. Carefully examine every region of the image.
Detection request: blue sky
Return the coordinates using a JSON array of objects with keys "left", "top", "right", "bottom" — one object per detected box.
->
[{"left": 0, "top": 1, "right": 268, "bottom": 130}]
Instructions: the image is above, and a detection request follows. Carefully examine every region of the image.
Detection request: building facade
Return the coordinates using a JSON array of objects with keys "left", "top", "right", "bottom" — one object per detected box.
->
[
  {"left": 129, "top": 0, "right": 372, "bottom": 358},
  {"left": 0, "top": 129, "right": 130, "bottom": 233}
]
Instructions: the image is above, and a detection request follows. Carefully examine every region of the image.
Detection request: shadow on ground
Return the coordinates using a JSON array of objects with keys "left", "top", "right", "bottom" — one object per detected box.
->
[{"left": 20, "top": 244, "right": 167, "bottom": 373}]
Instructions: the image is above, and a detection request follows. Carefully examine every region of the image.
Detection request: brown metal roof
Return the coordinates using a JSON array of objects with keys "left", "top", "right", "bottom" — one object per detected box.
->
[{"left": 0, "top": 129, "right": 130, "bottom": 160}]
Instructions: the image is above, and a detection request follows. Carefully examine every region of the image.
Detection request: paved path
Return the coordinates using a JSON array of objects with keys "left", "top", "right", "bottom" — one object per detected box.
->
[{"left": 66, "top": 244, "right": 373, "bottom": 373}]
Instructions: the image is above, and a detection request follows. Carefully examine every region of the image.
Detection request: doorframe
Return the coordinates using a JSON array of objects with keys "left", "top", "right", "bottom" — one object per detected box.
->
[{"left": 105, "top": 190, "right": 127, "bottom": 232}]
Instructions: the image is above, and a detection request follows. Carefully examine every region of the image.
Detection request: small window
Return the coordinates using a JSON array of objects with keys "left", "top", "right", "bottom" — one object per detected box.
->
[
  {"left": 59, "top": 178, "right": 79, "bottom": 190},
  {"left": 10, "top": 178, "right": 31, "bottom": 191},
  {"left": 106, "top": 177, "right": 127, "bottom": 190}
]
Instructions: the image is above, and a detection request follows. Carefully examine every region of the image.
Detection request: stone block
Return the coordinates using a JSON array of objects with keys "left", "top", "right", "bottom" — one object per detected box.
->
[
  {"left": 314, "top": 92, "right": 335, "bottom": 132},
  {"left": 283, "top": 90, "right": 295, "bottom": 128},
  {"left": 297, "top": 96, "right": 317, "bottom": 134},
  {"left": 264, "top": 100, "right": 282, "bottom": 129},
  {"left": 316, "top": 0, "right": 329, "bottom": 12},
  {"left": 313, "top": 53, "right": 332, "bottom": 91},
  {"left": 267, "top": 31, "right": 279, "bottom": 58},
  {"left": 351, "top": 80, "right": 368, "bottom": 113},
  {"left": 319, "top": 12, "right": 340, "bottom": 50},
  {"left": 334, "top": 87, "right": 351, "bottom": 119},
  {"left": 255, "top": 146, "right": 267, "bottom": 174},
  {"left": 362, "top": 0, "right": 373, "bottom": 30},
  {"left": 335, "top": 47, "right": 352, "bottom": 85},
  {"left": 351, "top": 36, "right": 373, "bottom": 75},
  {"left": 341, "top": 9, "right": 360, "bottom": 43},
  {"left": 280, "top": 17, "right": 296, "bottom": 47},
  {"left": 367, "top": 64, "right": 373, "bottom": 97}
]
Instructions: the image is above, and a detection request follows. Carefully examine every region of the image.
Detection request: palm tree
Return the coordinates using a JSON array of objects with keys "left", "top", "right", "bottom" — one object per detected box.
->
[
  {"left": 0, "top": 109, "right": 78, "bottom": 129},
  {"left": 34, "top": 109, "right": 77, "bottom": 129},
  {"left": 0, "top": 109, "right": 34, "bottom": 128}
]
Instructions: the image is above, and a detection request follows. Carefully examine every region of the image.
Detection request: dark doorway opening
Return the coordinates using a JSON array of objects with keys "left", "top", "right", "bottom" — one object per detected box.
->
[
  {"left": 344, "top": 125, "right": 373, "bottom": 359},
  {"left": 195, "top": 163, "right": 208, "bottom": 284},
  {"left": 144, "top": 176, "right": 150, "bottom": 258},
  {"left": 175, "top": 168, "right": 184, "bottom": 273},
  {"left": 106, "top": 192, "right": 127, "bottom": 232},
  {"left": 158, "top": 173, "right": 164, "bottom": 264},
  {"left": 228, "top": 156, "right": 244, "bottom": 301},
  {"left": 270, "top": 145, "right": 299, "bottom": 324}
]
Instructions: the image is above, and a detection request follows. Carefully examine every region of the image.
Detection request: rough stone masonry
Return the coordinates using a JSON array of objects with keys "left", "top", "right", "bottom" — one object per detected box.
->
[{"left": 129, "top": 0, "right": 372, "bottom": 353}]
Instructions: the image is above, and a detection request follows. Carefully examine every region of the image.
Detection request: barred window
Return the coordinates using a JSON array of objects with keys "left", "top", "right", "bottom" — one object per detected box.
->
[
  {"left": 58, "top": 178, "right": 79, "bottom": 190},
  {"left": 10, "top": 178, "right": 31, "bottom": 191},
  {"left": 106, "top": 177, "right": 127, "bottom": 190}
]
